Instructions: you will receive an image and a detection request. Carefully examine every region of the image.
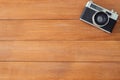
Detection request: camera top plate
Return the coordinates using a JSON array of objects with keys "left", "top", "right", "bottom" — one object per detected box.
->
[{"left": 86, "top": 1, "right": 119, "bottom": 21}]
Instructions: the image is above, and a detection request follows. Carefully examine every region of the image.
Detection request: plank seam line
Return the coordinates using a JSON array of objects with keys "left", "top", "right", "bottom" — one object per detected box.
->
[
  {"left": 0, "top": 19, "right": 79, "bottom": 20},
  {"left": 0, "top": 61, "right": 120, "bottom": 63},
  {"left": 0, "top": 40, "right": 119, "bottom": 41}
]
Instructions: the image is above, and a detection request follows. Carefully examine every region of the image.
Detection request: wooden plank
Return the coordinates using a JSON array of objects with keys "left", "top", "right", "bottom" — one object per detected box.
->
[
  {"left": 0, "top": 62, "right": 120, "bottom": 80},
  {"left": 0, "top": 0, "right": 119, "bottom": 19},
  {"left": 0, "top": 20, "right": 120, "bottom": 41},
  {"left": 0, "top": 41, "right": 120, "bottom": 61}
]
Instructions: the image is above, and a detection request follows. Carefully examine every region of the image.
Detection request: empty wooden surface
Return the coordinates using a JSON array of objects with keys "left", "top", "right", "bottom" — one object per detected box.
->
[
  {"left": 0, "top": 0, "right": 120, "bottom": 80},
  {"left": 0, "top": 41, "right": 120, "bottom": 62},
  {"left": 0, "top": 62, "right": 120, "bottom": 80}
]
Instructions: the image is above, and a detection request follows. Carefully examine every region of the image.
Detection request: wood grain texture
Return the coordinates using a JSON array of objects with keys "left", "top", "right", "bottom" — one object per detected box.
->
[
  {"left": 0, "top": 62, "right": 120, "bottom": 80},
  {"left": 0, "top": 20, "right": 119, "bottom": 41},
  {"left": 0, "top": 0, "right": 119, "bottom": 19},
  {"left": 0, "top": 0, "right": 120, "bottom": 79},
  {"left": 0, "top": 41, "right": 120, "bottom": 61}
]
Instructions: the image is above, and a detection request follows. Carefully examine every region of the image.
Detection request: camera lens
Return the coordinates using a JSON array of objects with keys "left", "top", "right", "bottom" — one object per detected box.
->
[{"left": 94, "top": 12, "right": 108, "bottom": 25}]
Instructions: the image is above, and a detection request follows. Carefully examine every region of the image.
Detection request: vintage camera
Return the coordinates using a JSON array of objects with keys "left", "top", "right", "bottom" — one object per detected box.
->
[{"left": 80, "top": 1, "right": 119, "bottom": 33}]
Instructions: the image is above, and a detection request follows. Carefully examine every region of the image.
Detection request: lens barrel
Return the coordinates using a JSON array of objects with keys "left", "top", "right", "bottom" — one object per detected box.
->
[{"left": 94, "top": 12, "right": 109, "bottom": 25}]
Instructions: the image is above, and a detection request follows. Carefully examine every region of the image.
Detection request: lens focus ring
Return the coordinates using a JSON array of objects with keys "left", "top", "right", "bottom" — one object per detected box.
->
[{"left": 94, "top": 12, "right": 109, "bottom": 26}]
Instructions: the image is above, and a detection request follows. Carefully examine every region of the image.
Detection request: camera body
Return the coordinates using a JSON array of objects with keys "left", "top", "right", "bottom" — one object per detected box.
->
[{"left": 80, "top": 1, "right": 119, "bottom": 33}]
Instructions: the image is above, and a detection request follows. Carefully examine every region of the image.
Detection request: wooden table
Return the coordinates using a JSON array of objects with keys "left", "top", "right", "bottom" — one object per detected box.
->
[{"left": 0, "top": 0, "right": 120, "bottom": 80}]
